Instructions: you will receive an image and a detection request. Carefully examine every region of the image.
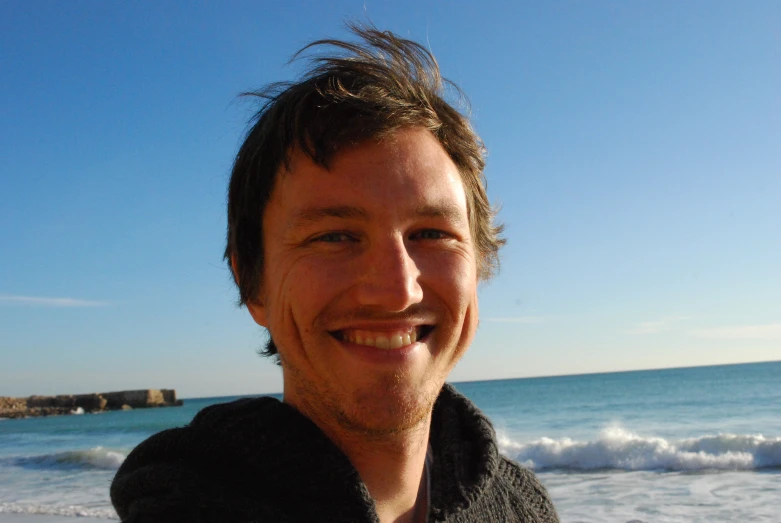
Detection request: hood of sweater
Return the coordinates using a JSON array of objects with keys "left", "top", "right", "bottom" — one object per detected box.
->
[{"left": 111, "top": 383, "right": 500, "bottom": 522}]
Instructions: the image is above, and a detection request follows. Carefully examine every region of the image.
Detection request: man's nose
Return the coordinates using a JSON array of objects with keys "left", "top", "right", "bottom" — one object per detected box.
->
[{"left": 353, "top": 235, "right": 424, "bottom": 312}]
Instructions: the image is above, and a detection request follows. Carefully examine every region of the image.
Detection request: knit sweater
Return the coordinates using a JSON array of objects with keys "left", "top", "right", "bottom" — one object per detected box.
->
[{"left": 111, "top": 384, "right": 559, "bottom": 523}]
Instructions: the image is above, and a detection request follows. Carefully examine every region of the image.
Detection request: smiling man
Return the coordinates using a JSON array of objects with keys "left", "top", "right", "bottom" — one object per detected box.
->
[{"left": 111, "top": 26, "right": 558, "bottom": 523}]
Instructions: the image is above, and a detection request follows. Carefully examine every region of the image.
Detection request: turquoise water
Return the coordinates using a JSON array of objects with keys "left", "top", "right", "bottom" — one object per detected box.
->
[
  {"left": 1, "top": 361, "right": 780, "bottom": 521},
  {"left": 458, "top": 361, "right": 781, "bottom": 441}
]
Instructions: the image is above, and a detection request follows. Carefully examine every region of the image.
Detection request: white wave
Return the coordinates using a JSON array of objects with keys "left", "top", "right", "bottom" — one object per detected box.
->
[
  {"left": 13, "top": 446, "right": 127, "bottom": 471},
  {"left": 78, "top": 446, "right": 127, "bottom": 470},
  {"left": 499, "top": 427, "right": 781, "bottom": 471},
  {"left": 0, "top": 502, "right": 118, "bottom": 519}
]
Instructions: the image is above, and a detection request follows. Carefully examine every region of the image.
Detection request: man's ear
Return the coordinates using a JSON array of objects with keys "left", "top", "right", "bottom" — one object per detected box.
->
[
  {"left": 246, "top": 299, "right": 268, "bottom": 328},
  {"left": 231, "top": 253, "right": 268, "bottom": 327},
  {"left": 230, "top": 253, "right": 241, "bottom": 287}
]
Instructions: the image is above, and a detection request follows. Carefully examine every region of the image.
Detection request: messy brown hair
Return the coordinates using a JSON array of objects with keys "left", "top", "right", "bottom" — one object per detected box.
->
[{"left": 225, "top": 24, "right": 505, "bottom": 356}]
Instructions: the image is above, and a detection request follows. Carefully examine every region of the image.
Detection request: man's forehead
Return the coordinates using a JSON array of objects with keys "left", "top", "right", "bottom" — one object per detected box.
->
[{"left": 270, "top": 128, "right": 470, "bottom": 228}]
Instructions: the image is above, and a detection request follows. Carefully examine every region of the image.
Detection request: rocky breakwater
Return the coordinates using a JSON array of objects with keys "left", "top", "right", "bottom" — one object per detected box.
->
[{"left": 0, "top": 389, "right": 183, "bottom": 419}]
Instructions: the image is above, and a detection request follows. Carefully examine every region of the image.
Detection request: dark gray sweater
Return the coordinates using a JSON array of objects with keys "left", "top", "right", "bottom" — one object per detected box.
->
[{"left": 111, "top": 384, "right": 559, "bottom": 522}]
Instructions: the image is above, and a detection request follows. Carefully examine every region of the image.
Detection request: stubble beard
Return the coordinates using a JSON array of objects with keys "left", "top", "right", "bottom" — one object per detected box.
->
[
  {"left": 332, "top": 369, "right": 442, "bottom": 438},
  {"left": 281, "top": 350, "right": 443, "bottom": 440},
  {"left": 308, "top": 305, "right": 447, "bottom": 437},
  {"left": 276, "top": 302, "right": 466, "bottom": 440}
]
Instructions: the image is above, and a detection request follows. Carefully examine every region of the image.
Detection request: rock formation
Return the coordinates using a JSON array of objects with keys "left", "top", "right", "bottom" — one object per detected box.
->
[{"left": 0, "top": 389, "right": 183, "bottom": 419}]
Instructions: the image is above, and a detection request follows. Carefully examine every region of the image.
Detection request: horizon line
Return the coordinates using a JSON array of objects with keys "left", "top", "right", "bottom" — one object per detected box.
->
[{"left": 177, "top": 358, "right": 781, "bottom": 400}]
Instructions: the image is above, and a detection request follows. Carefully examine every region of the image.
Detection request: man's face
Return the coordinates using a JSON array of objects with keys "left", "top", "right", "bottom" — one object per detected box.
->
[{"left": 247, "top": 127, "right": 479, "bottom": 435}]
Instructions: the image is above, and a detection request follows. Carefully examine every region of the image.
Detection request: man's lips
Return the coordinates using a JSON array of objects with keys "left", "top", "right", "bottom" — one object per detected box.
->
[{"left": 330, "top": 325, "right": 434, "bottom": 350}]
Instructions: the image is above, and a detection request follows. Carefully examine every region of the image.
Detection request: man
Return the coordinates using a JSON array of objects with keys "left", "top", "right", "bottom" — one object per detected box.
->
[{"left": 111, "top": 25, "right": 559, "bottom": 523}]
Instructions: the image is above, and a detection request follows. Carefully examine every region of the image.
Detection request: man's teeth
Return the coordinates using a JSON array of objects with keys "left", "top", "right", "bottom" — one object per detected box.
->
[{"left": 343, "top": 329, "right": 418, "bottom": 349}]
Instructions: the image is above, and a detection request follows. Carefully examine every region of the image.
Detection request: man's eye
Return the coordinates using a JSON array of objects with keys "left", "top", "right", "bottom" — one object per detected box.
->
[
  {"left": 413, "top": 229, "right": 448, "bottom": 240},
  {"left": 313, "top": 232, "right": 353, "bottom": 243}
]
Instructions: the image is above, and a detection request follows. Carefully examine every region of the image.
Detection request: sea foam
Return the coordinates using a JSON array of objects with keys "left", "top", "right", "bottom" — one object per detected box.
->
[
  {"left": 0, "top": 502, "right": 118, "bottom": 519},
  {"left": 499, "top": 427, "right": 781, "bottom": 471}
]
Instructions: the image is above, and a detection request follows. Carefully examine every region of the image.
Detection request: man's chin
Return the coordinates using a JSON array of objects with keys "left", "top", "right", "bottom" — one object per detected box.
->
[{"left": 333, "top": 381, "right": 441, "bottom": 437}]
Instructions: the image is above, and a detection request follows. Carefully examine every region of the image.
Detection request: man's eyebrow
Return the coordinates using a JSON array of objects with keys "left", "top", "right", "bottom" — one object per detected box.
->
[
  {"left": 291, "top": 205, "right": 370, "bottom": 227},
  {"left": 415, "top": 204, "right": 468, "bottom": 226},
  {"left": 289, "top": 203, "right": 468, "bottom": 228}
]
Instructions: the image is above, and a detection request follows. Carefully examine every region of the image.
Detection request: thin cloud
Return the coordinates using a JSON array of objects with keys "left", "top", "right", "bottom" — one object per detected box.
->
[
  {"left": 690, "top": 323, "right": 781, "bottom": 340},
  {"left": 0, "top": 295, "right": 109, "bottom": 307},
  {"left": 483, "top": 316, "right": 546, "bottom": 324},
  {"left": 627, "top": 316, "right": 691, "bottom": 335}
]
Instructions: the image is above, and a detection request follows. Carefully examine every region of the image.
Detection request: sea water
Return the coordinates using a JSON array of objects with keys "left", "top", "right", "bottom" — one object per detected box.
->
[{"left": 1, "top": 360, "right": 779, "bottom": 522}]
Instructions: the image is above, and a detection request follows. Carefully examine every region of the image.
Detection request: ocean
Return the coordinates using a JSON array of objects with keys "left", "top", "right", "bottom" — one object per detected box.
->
[{"left": 1, "top": 360, "right": 780, "bottom": 522}]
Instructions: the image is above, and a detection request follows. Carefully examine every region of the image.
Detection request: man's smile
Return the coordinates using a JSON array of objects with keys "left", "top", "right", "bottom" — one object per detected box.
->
[{"left": 330, "top": 325, "right": 435, "bottom": 349}]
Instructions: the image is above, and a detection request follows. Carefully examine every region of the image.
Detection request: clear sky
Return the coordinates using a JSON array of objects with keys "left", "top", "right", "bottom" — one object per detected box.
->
[{"left": 1, "top": 1, "right": 779, "bottom": 398}]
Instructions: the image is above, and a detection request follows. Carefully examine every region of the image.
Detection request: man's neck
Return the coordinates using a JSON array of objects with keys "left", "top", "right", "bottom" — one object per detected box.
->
[
  {"left": 289, "top": 395, "right": 432, "bottom": 523},
  {"left": 337, "top": 418, "right": 431, "bottom": 523}
]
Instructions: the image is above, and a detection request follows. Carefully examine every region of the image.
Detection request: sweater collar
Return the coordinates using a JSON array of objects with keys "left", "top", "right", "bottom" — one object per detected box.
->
[
  {"left": 190, "top": 383, "right": 498, "bottom": 521},
  {"left": 428, "top": 384, "right": 500, "bottom": 519}
]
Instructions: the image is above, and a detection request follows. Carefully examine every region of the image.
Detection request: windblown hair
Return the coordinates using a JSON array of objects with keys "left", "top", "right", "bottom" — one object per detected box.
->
[{"left": 225, "top": 23, "right": 505, "bottom": 357}]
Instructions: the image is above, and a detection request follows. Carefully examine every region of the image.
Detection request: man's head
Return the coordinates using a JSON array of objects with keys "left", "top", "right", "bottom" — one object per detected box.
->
[{"left": 224, "top": 25, "right": 504, "bottom": 434}]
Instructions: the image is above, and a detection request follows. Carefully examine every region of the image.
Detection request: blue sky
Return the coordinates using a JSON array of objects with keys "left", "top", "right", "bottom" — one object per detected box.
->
[{"left": 1, "top": 1, "right": 779, "bottom": 397}]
